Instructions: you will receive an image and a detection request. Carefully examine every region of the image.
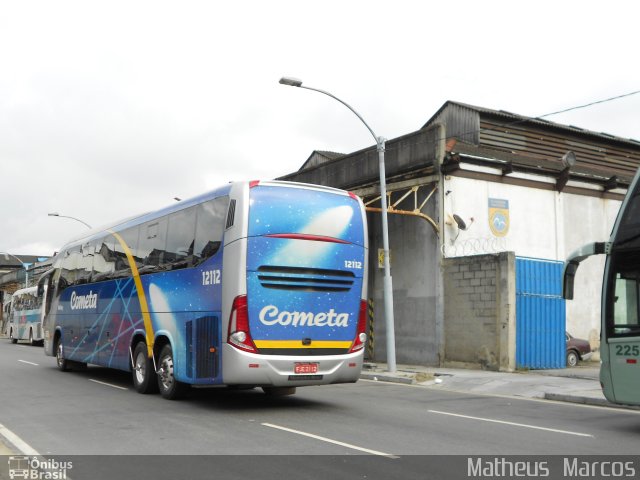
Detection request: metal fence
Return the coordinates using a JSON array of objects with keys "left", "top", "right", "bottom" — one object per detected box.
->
[{"left": 515, "top": 257, "right": 566, "bottom": 369}]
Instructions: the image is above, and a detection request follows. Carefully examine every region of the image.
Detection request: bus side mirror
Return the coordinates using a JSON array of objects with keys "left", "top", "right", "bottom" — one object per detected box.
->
[
  {"left": 37, "top": 268, "right": 54, "bottom": 297},
  {"left": 562, "top": 261, "right": 579, "bottom": 300},
  {"left": 562, "top": 242, "right": 611, "bottom": 300}
]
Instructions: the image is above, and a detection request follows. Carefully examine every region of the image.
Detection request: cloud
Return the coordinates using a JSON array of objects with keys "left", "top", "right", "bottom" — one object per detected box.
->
[{"left": 1, "top": 1, "right": 639, "bottom": 255}]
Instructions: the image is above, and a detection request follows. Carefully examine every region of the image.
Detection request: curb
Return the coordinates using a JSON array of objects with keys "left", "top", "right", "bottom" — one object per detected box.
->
[
  {"left": 360, "top": 372, "right": 414, "bottom": 385},
  {"left": 544, "top": 392, "right": 640, "bottom": 411}
]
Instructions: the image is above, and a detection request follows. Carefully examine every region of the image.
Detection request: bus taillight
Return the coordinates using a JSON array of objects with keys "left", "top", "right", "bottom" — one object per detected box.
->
[
  {"left": 349, "top": 300, "right": 368, "bottom": 353},
  {"left": 228, "top": 295, "right": 258, "bottom": 353}
]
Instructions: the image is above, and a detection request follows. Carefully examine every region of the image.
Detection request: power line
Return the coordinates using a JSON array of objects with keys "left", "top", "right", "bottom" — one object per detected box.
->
[{"left": 536, "top": 89, "right": 640, "bottom": 119}]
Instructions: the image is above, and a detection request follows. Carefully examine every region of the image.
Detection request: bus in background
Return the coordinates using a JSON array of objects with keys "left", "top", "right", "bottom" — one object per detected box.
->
[
  {"left": 1, "top": 298, "right": 11, "bottom": 336},
  {"left": 7, "top": 286, "right": 45, "bottom": 346},
  {"left": 40, "top": 180, "right": 368, "bottom": 399},
  {"left": 563, "top": 167, "right": 640, "bottom": 406}
]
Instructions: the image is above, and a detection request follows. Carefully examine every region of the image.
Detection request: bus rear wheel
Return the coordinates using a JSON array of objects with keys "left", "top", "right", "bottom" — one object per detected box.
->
[
  {"left": 9, "top": 328, "right": 17, "bottom": 344},
  {"left": 132, "top": 342, "right": 158, "bottom": 394},
  {"left": 55, "top": 338, "right": 70, "bottom": 372},
  {"left": 157, "top": 344, "right": 187, "bottom": 400}
]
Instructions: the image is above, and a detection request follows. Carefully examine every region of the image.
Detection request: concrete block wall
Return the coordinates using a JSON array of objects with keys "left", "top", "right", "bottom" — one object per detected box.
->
[{"left": 443, "top": 252, "right": 515, "bottom": 371}]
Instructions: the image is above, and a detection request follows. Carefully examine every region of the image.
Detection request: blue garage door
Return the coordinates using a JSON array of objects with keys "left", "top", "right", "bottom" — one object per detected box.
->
[{"left": 516, "top": 257, "right": 566, "bottom": 369}]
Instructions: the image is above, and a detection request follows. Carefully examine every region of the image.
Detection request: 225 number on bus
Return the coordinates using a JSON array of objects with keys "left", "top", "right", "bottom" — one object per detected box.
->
[{"left": 615, "top": 345, "right": 640, "bottom": 356}]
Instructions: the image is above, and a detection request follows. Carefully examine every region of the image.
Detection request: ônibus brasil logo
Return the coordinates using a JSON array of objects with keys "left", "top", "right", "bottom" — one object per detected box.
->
[
  {"left": 259, "top": 305, "right": 349, "bottom": 327},
  {"left": 70, "top": 291, "right": 98, "bottom": 310},
  {"left": 7, "top": 456, "right": 72, "bottom": 480}
]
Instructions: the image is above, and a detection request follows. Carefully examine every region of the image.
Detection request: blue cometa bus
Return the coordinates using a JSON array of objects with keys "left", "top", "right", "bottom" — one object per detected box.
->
[{"left": 40, "top": 180, "right": 369, "bottom": 399}]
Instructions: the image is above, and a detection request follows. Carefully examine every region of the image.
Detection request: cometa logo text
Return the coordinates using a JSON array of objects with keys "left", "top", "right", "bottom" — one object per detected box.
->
[
  {"left": 70, "top": 291, "right": 98, "bottom": 310},
  {"left": 259, "top": 305, "right": 349, "bottom": 327}
]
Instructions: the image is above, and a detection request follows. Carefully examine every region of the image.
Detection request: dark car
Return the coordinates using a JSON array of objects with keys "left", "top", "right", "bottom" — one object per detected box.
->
[{"left": 566, "top": 332, "right": 592, "bottom": 367}]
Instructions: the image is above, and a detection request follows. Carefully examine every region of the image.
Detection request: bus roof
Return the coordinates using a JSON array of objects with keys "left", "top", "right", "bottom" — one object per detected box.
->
[
  {"left": 60, "top": 183, "right": 233, "bottom": 249},
  {"left": 57, "top": 180, "right": 354, "bottom": 252},
  {"left": 11, "top": 286, "right": 38, "bottom": 297}
]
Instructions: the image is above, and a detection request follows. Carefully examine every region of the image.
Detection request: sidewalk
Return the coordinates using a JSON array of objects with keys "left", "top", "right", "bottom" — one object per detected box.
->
[{"left": 361, "top": 362, "right": 640, "bottom": 411}]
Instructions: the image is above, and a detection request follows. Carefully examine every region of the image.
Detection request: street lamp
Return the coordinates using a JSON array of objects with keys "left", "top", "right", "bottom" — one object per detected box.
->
[
  {"left": 279, "top": 76, "right": 397, "bottom": 372},
  {"left": 48, "top": 213, "right": 92, "bottom": 229},
  {"left": 1, "top": 252, "right": 29, "bottom": 287}
]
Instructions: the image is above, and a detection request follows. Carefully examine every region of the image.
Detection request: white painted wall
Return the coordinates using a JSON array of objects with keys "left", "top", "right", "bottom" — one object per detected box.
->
[{"left": 441, "top": 174, "right": 622, "bottom": 348}]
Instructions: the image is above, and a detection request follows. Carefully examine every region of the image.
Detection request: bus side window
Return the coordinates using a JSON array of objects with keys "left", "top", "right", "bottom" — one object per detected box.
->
[
  {"left": 164, "top": 206, "right": 197, "bottom": 269},
  {"left": 613, "top": 273, "right": 640, "bottom": 334},
  {"left": 78, "top": 242, "right": 95, "bottom": 284},
  {"left": 138, "top": 218, "right": 168, "bottom": 273},
  {"left": 51, "top": 265, "right": 63, "bottom": 299},
  {"left": 113, "top": 226, "right": 141, "bottom": 278},
  {"left": 60, "top": 247, "right": 82, "bottom": 290},
  {"left": 194, "top": 196, "right": 228, "bottom": 264},
  {"left": 92, "top": 236, "right": 116, "bottom": 282}
]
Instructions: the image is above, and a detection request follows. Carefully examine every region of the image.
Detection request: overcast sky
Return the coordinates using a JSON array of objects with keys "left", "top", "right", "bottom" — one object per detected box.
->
[{"left": 2, "top": 0, "right": 639, "bottom": 257}]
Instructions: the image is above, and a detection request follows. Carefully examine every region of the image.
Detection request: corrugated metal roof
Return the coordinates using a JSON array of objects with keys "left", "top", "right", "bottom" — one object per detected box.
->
[
  {"left": 280, "top": 128, "right": 439, "bottom": 190},
  {"left": 423, "top": 101, "right": 640, "bottom": 147},
  {"left": 299, "top": 150, "right": 345, "bottom": 171}
]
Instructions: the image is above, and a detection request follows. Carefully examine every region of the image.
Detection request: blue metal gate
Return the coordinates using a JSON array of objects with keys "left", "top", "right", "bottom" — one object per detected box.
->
[{"left": 516, "top": 257, "right": 566, "bottom": 369}]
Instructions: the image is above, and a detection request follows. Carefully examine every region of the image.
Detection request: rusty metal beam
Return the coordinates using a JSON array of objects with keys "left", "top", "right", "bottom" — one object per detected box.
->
[
  {"left": 363, "top": 183, "right": 440, "bottom": 234},
  {"left": 366, "top": 207, "right": 439, "bottom": 233}
]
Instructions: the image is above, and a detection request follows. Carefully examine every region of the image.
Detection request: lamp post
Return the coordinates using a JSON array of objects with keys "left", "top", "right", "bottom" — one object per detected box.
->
[
  {"left": 279, "top": 76, "right": 397, "bottom": 372},
  {"left": 47, "top": 213, "right": 92, "bottom": 229},
  {"left": 1, "top": 252, "right": 29, "bottom": 287}
]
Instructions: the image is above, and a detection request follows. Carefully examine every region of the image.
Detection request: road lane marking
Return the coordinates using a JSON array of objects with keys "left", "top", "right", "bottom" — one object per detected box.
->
[
  {"left": 428, "top": 410, "right": 594, "bottom": 437},
  {"left": 89, "top": 379, "right": 128, "bottom": 391},
  {"left": 0, "top": 423, "right": 76, "bottom": 479},
  {"left": 0, "top": 422, "right": 40, "bottom": 455},
  {"left": 261, "top": 423, "right": 399, "bottom": 458},
  {"left": 18, "top": 360, "right": 39, "bottom": 366}
]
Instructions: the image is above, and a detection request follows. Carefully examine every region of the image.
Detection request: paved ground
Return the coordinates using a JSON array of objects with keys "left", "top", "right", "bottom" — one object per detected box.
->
[
  {"left": 0, "top": 437, "right": 14, "bottom": 455},
  {"left": 0, "top": 332, "right": 632, "bottom": 457},
  {"left": 361, "top": 361, "right": 640, "bottom": 410}
]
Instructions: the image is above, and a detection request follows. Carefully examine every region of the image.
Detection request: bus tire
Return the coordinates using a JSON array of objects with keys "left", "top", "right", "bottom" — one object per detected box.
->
[
  {"left": 9, "top": 328, "right": 17, "bottom": 344},
  {"left": 132, "top": 342, "right": 158, "bottom": 394},
  {"left": 55, "top": 338, "right": 71, "bottom": 372},
  {"left": 262, "top": 386, "right": 296, "bottom": 396},
  {"left": 29, "top": 329, "right": 36, "bottom": 347},
  {"left": 157, "top": 344, "right": 187, "bottom": 400}
]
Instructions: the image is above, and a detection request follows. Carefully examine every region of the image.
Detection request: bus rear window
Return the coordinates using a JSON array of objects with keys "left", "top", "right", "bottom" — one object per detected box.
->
[{"left": 249, "top": 186, "right": 364, "bottom": 245}]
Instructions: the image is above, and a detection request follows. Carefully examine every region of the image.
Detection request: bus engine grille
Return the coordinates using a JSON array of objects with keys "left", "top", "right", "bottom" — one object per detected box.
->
[{"left": 257, "top": 266, "right": 355, "bottom": 292}]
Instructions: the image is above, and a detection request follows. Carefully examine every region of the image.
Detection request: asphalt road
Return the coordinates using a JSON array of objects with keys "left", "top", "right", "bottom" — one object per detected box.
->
[{"left": 1, "top": 340, "right": 640, "bottom": 479}]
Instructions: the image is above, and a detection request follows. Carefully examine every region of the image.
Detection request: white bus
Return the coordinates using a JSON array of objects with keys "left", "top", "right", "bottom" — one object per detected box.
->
[
  {"left": 7, "top": 286, "right": 45, "bottom": 346},
  {"left": 564, "top": 166, "right": 640, "bottom": 406}
]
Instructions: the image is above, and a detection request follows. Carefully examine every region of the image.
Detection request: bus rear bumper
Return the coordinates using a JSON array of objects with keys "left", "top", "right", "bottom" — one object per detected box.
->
[{"left": 221, "top": 344, "right": 364, "bottom": 387}]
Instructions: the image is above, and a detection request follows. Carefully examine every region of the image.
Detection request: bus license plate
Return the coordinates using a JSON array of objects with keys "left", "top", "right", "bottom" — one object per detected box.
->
[{"left": 294, "top": 363, "right": 318, "bottom": 374}]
